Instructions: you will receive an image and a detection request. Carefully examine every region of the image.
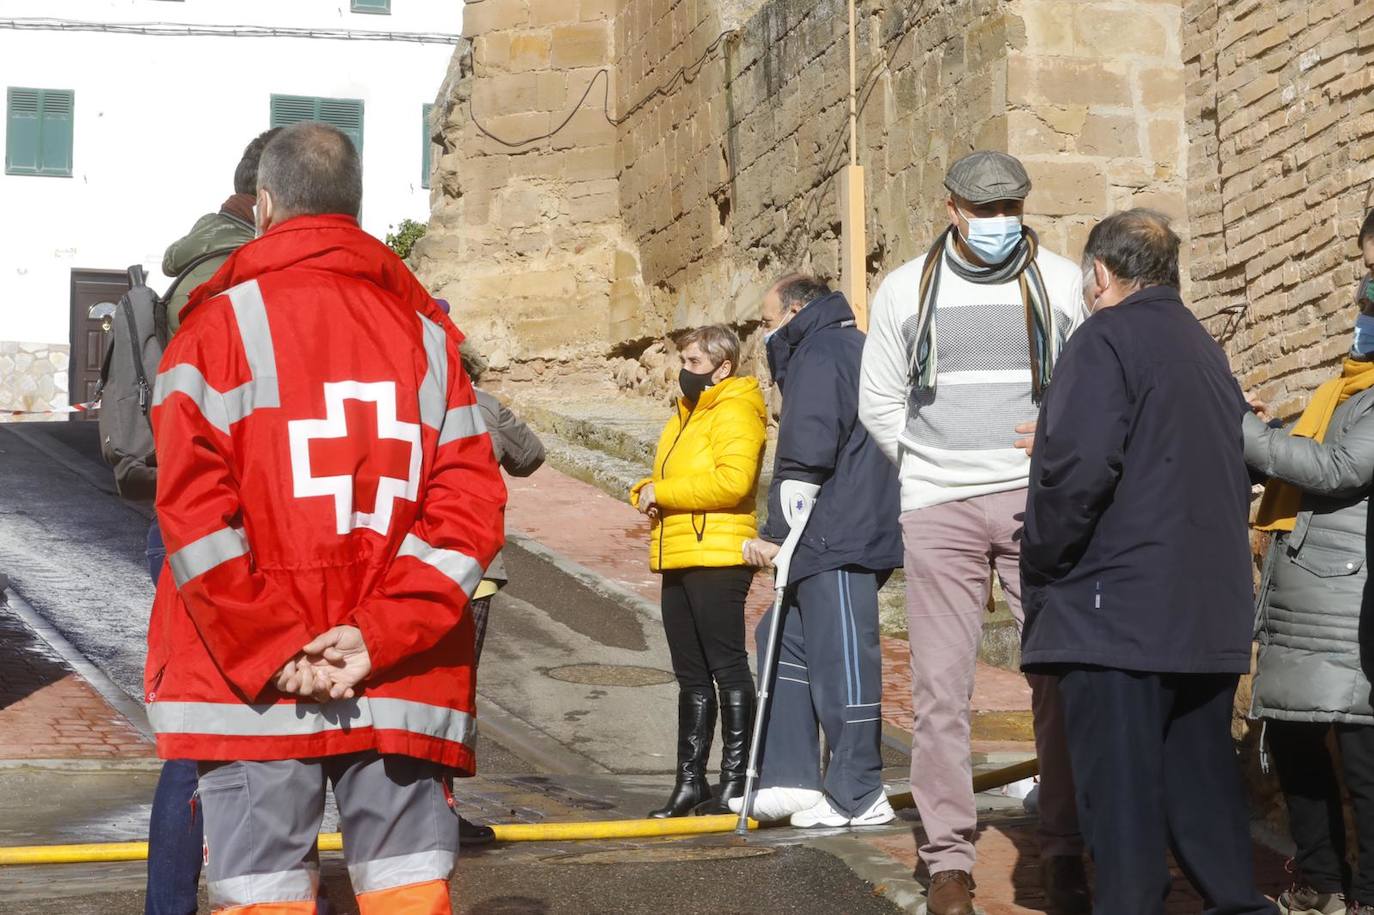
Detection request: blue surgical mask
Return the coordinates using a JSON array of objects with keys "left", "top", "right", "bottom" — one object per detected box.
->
[
  {"left": 1354, "top": 313, "right": 1374, "bottom": 357},
  {"left": 958, "top": 208, "right": 1023, "bottom": 265}
]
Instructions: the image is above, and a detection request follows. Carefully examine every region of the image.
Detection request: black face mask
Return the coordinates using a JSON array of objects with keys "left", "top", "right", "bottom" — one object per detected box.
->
[{"left": 679, "top": 367, "right": 715, "bottom": 403}]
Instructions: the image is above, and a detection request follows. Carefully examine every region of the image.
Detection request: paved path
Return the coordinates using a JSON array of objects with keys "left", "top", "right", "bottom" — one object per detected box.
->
[
  {"left": 504, "top": 463, "right": 1036, "bottom": 742},
  {"left": 0, "top": 602, "right": 150, "bottom": 760}
]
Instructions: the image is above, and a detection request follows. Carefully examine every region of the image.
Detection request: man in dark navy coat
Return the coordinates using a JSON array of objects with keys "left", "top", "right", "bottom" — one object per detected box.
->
[
  {"left": 1020, "top": 209, "right": 1276, "bottom": 914},
  {"left": 731, "top": 275, "right": 903, "bottom": 828}
]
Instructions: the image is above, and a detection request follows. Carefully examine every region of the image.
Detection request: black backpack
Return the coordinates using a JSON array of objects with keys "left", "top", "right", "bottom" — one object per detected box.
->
[{"left": 96, "top": 249, "right": 236, "bottom": 501}]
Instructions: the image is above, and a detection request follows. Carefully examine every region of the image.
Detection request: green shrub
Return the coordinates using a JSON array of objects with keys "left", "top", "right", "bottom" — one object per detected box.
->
[{"left": 386, "top": 218, "right": 428, "bottom": 261}]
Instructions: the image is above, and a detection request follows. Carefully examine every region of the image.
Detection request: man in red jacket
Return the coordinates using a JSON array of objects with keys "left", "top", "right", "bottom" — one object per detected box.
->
[{"left": 147, "top": 121, "right": 506, "bottom": 914}]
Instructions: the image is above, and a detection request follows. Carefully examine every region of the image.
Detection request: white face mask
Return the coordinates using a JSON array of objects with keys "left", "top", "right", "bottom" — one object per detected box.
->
[{"left": 958, "top": 208, "right": 1022, "bottom": 265}]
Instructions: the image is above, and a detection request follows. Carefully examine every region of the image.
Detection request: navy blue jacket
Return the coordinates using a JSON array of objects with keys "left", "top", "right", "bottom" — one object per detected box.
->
[
  {"left": 1020, "top": 285, "right": 1254, "bottom": 674},
  {"left": 761, "top": 292, "right": 903, "bottom": 580}
]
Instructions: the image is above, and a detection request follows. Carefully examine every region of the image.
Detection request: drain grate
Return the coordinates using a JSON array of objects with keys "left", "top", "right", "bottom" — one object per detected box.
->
[
  {"left": 542, "top": 845, "right": 776, "bottom": 865},
  {"left": 544, "top": 663, "right": 675, "bottom": 687}
]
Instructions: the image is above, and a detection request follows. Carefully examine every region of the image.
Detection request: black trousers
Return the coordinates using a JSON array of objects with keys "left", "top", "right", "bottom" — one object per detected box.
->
[
  {"left": 1268, "top": 718, "right": 1374, "bottom": 901},
  {"left": 1057, "top": 667, "right": 1275, "bottom": 915},
  {"left": 660, "top": 566, "right": 754, "bottom": 692}
]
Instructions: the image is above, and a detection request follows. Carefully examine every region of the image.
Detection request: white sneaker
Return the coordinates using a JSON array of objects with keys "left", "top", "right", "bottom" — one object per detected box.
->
[
  {"left": 848, "top": 793, "right": 896, "bottom": 826},
  {"left": 790, "top": 795, "right": 848, "bottom": 828},
  {"left": 727, "top": 787, "right": 822, "bottom": 821}
]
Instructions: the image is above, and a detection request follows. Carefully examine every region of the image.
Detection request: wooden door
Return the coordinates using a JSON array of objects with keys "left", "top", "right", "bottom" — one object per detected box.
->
[{"left": 69, "top": 269, "right": 129, "bottom": 416}]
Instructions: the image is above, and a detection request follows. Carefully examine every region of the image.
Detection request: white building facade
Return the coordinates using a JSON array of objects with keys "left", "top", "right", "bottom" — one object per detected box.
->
[{"left": 0, "top": 0, "right": 459, "bottom": 413}]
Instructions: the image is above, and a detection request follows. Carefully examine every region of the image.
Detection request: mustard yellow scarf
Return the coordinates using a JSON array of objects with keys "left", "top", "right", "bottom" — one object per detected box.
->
[{"left": 1255, "top": 358, "right": 1374, "bottom": 531}]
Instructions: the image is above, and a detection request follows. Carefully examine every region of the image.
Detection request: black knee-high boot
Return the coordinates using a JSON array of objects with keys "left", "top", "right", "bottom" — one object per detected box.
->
[
  {"left": 649, "top": 688, "right": 716, "bottom": 818},
  {"left": 694, "top": 687, "right": 754, "bottom": 815}
]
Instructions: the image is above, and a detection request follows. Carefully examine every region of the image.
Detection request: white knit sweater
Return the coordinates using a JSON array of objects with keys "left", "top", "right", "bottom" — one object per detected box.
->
[{"left": 858, "top": 245, "right": 1089, "bottom": 513}]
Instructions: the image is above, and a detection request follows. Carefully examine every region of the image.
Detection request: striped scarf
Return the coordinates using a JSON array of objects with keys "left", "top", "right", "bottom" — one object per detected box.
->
[{"left": 908, "top": 226, "right": 1059, "bottom": 404}]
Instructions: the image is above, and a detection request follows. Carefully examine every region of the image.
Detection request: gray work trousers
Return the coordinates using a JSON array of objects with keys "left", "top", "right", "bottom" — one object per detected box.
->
[
  {"left": 197, "top": 751, "right": 459, "bottom": 910},
  {"left": 754, "top": 567, "right": 885, "bottom": 817}
]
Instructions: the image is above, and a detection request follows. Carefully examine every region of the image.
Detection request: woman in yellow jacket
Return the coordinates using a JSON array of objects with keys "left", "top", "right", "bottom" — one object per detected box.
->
[{"left": 631, "top": 324, "right": 768, "bottom": 818}]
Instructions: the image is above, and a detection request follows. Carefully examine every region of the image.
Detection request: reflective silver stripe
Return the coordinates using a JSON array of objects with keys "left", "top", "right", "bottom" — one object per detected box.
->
[
  {"left": 148, "top": 697, "right": 476, "bottom": 746},
  {"left": 153, "top": 364, "right": 232, "bottom": 434},
  {"left": 348, "top": 850, "right": 455, "bottom": 894},
  {"left": 209, "top": 866, "right": 318, "bottom": 907},
  {"left": 396, "top": 533, "right": 483, "bottom": 597},
  {"left": 168, "top": 526, "right": 249, "bottom": 587},
  {"left": 437, "top": 403, "right": 486, "bottom": 446},
  {"left": 417, "top": 314, "right": 448, "bottom": 430},
  {"left": 152, "top": 279, "right": 279, "bottom": 431},
  {"left": 226, "top": 279, "right": 281, "bottom": 410}
]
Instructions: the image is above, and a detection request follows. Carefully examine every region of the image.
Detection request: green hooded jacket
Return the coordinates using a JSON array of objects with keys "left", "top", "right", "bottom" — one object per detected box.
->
[{"left": 162, "top": 211, "right": 254, "bottom": 335}]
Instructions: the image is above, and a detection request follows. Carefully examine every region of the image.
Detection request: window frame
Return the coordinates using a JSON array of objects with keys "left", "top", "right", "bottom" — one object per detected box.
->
[
  {"left": 6, "top": 87, "right": 74, "bottom": 178},
  {"left": 268, "top": 94, "right": 365, "bottom": 155},
  {"left": 350, "top": 0, "right": 391, "bottom": 14}
]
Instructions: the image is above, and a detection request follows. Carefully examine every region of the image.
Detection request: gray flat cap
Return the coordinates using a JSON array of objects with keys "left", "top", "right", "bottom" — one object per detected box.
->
[{"left": 944, "top": 150, "right": 1032, "bottom": 203}]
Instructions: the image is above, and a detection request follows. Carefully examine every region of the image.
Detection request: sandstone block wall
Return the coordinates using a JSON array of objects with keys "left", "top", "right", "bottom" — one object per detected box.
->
[
  {"left": 1010, "top": 0, "right": 1188, "bottom": 262},
  {"left": 412, "top": 0, "right": 627, "bottom": 371},
  {"left": 419, "top": 0, "right": 1187, "bottom": 377},
  {"left": 1184, "top": 0, "right": 1374, "bottom": 418}
]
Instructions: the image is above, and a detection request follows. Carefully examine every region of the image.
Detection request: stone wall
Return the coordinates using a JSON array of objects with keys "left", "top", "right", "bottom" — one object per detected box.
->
[
  {"left": 1185, "top": 0, "right": 1374, "bottom": 417},
  {"left": 412, "top": 0, "right": 625, "bottom": 370},
  {"left": 418, "top": 0, "right": 1189, "bottom": 374},
  {"left": 1010, "top": 0, "right": 1188, "bottom": 262},
  {"left": 0, "top": 342, "right": 69, "bottom": 423}
]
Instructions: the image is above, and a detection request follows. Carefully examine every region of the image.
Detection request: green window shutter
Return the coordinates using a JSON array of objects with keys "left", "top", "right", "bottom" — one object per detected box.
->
[
  {"left": 6, "top": 88, "right": 41, "bottom": 175},
  {"left": 6, "top": 88, "right": 74, "bottom": 177},
  {"left": 38, "top": 90, "right": 74, "bottom": 176},
  {"left": 351, "top": 0, "right": 390, "bottom": 13},
  {"left": 421, "top": 103, "right": 434, "bottom": 189},
  {"left": 318, "top": 98, "right": 364, "bottom": 155},
  {"left": 270, "top": 94, "right": 364, "bottom": 155},
  {"left": 270, "top": 93, "right": 319, "bottom": 128}
]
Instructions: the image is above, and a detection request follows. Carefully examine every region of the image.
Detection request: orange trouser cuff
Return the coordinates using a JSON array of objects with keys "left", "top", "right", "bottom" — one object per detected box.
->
[
  {"left": 219, "top": 903, "right": 316, "bottom": 915},
  {"left": 356, "top": 878, "right": 452, "bottom": 915}
]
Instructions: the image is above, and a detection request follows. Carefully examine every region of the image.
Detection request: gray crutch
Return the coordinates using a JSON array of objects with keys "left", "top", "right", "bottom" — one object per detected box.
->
[{"left": 736, "top": 479, "right": 819, "bottom": 835}]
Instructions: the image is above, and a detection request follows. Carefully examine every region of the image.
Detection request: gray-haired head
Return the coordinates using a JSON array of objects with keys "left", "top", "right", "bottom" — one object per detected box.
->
[
  {"left": 770, "top": 273, "right": 831, "bottom": 312},
  {"left": 1082, "top": 208, "right": 1181, "bottom": 291},
  {"left": 256, "top": 122, "right": 362, "bottom": 226}
]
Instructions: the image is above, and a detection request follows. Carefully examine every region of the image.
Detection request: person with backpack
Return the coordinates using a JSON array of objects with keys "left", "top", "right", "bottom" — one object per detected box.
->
[
  {"left": 162, "top": 128, "right": 280, "bottom": 333},
  {"left": 141, "top": 128, "right": 279, "bottom": 915}
]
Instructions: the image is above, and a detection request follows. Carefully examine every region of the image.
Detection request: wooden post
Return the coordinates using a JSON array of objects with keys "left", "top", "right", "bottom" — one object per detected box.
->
[{"left": 839, "top": 0, "right": 868, "bottom": 331}]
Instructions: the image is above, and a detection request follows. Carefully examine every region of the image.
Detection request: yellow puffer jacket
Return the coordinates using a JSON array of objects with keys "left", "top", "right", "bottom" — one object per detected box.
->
[{"left": 630, "top": 375, "right": 768, "bottom": 572}]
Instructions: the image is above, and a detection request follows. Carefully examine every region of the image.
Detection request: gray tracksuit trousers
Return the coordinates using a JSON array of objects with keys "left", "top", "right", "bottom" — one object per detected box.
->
[{"left": 755, "top": 567, "right": 885, "bottom": 817}]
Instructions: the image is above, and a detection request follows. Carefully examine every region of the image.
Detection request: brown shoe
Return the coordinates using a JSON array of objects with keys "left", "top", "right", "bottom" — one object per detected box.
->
[
  {"left": 1041, "top": 855, "right": 1091, "bottom": 914},
  {"left": 927, "top": 869, "right": 975, "bottom": 915}
]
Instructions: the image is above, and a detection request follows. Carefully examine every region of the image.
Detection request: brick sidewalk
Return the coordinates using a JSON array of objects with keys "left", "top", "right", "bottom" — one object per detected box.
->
[
  {"left": 856, "top": 818, "right": 1289, "bottom": 914},
  {"left": 504, "top": 464, "right": 1035, "bottom": 739},
  {"left": 0, "top": 604, "right": 150, "bottom": 760}
]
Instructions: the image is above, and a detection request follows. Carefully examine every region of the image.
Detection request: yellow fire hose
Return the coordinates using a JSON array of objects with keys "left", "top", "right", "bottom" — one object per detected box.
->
[{"left": 0, "top": 758, "right": 1038, "bottom": 866}]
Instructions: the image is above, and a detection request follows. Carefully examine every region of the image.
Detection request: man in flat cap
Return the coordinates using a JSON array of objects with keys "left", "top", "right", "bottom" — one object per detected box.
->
[{"left": 858, "top": 150, "right": 1089, "bottom": 915}]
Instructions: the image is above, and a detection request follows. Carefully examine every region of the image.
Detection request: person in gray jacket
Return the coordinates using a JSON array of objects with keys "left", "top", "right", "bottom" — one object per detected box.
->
[
  {"left": 1245, "top": 211, "right": 1374, "bottom": 915},
  {"left": 450, "top": 334, "right": 546, "bottom": 845}
]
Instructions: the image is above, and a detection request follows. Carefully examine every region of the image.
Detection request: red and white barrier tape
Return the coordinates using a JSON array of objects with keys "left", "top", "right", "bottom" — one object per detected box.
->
[{"left": 5, "top": 400, "right": 99, "bottom": 417}]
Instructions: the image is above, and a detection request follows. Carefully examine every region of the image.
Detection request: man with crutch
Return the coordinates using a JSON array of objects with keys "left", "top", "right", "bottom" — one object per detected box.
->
[{"left": 732, "top": 274, "right": 902, "bottom": 827}]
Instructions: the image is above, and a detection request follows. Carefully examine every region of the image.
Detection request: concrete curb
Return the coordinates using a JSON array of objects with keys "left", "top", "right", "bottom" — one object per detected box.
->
[
  {"left": 809, "top": 831, "right": 928, "bottom": 912},
  {"left": 506, "top": 530, "right": 662, "bottom": 625},
  {"left": 2, "top": 586, "right": 154, "bottom": 743},
  {"left": 0, "top": 758, "right": 163, "bottom": 772}
]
